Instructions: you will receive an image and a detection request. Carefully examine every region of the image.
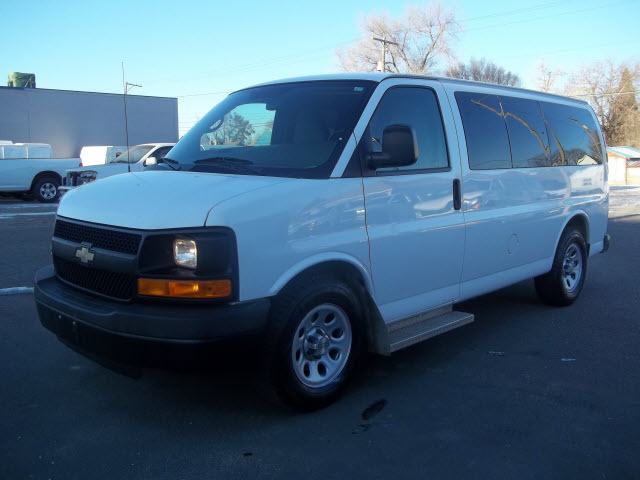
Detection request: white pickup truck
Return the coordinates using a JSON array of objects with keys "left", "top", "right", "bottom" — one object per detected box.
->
[
  {"left": 59, "top": 143, "right": 175, "bottom": 197},
  {"left": 0, "top": 142, "right": 80, "bottom": 202}
]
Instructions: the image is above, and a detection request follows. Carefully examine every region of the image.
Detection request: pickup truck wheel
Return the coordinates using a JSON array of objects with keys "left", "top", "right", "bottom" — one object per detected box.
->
[
  {"left": 535, "top": 228, "right": 588, "bottom": 306},
  {"left": 264, "top": 276, "right": 365, "bottom": 411},
  {"left": 32, "top": 177, "right": 60, "bottom": 203}
]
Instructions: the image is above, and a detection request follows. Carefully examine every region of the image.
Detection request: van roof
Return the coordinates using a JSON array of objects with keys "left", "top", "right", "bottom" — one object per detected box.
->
[{"left": 243, "top": 73, "right": 589, "bottom": 106}]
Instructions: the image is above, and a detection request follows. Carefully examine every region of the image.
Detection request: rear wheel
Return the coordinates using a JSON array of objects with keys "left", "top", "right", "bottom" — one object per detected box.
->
[
  {"left": 264, "top": 275, "right": 365, "bottom": 411},
  {"left": 32, "top": 177, "right": 60, "bottom": 203},
  {"left": 535, "top": 227, "right": 588, "bottom": 306}
]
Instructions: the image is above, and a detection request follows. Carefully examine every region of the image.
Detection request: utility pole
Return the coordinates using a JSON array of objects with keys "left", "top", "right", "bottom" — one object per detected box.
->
[
  {"left": 372, "top": 36, "right": 398, "bottom": 73},
  {"left": 121, "top": 62, "right": 142, "bottom": 174}
]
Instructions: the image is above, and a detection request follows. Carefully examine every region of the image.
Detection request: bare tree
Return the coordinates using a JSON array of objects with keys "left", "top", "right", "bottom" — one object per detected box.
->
[
  {"left": 446, "top": 58, "right": 521, "bottom": 86},
  {"left": 567, "top": 60, "right": 640, "bottom": 147},
  {"left": 337, "top": 3, "right": 460, "bottom": 74},
  {"left": 535, "top": 60, "right": 564, "bottom": 93}
]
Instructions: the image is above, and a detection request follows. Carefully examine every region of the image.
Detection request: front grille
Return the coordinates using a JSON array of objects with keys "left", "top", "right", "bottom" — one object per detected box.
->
[
  {"left": 54, "top": 220, "right": 141, "bottom": 255},
  {"left": 53, "top": 256, "right": 136, "bottom": 300},
  {"left": 64, "top": 172, "right": 78, "bottom": 186}
]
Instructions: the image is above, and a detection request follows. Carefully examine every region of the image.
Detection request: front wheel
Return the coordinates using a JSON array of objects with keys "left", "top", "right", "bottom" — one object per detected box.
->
[
  {"left": 535, "top": 228, "right": 588, "bottom": 306},
  {"left": 264, "top": 276, "right": 365, "bottom": 411}
]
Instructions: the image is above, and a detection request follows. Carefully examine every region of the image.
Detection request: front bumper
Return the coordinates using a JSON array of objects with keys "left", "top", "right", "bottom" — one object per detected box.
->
[
  {"left": 34, "top": 265, "right": 271, "bottom": 355},
  {"left": 57, "top": 186, "right": 75, "bottom": 199}
]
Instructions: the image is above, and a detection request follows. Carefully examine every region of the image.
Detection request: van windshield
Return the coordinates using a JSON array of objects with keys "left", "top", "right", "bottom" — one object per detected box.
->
[
  {"left": 109, "top": 145, "right": 153, "bottom": 164},
  {"left": 167, "top": 80, "right": 376, "bottom": 178}
]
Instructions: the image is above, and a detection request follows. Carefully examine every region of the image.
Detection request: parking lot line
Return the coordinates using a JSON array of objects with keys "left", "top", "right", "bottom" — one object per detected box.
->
[
  {"left": 0, "top": 204, "right": 59, "bottom": 209},
  {"left": 0, "top": 212, "right": 56, "bottom": 219},
  {"left": 0, "top": 287, "right": 34, "bottom": 295}
]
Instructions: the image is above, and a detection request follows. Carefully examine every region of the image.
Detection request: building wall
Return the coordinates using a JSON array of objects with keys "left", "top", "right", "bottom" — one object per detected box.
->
[
  {"left": 0, "top": 87, "right": 178, "bottom": 158},
  {"left": 627, "top": 168, "right": 640, "bottom": 185},
  {"left": 608, "top": 155, "right": 628, "bottom": 185}
]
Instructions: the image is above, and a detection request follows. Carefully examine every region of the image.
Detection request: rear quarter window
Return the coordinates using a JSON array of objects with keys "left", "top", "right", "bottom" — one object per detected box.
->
[{"left": 540, "top": 102, "right": 603, "bottom": 165}]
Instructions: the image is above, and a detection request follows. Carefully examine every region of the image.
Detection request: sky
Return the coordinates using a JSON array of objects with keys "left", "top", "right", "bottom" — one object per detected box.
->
[{"left": 2, "top": 0, "right": 639, "bottom": 136}]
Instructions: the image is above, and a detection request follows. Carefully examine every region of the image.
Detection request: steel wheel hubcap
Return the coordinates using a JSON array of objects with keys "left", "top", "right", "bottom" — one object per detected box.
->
[
  {"left": 40, "top": 183, "right": 57, "bottom": 199},
  {"left": 291, "top": 303, "right": 352, "bottom": 388},
  {"left": 562, "top": 243, "right": 583, "bottom": 293}
]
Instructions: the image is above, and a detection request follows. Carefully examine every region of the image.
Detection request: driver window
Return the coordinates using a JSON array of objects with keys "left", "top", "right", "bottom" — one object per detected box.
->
[
  {"left": 152, "top": 147, "right": 171, "bottom": 160},
  {"left": 368, "top": 87, "right": 449, "bottom": 172},
  {"left": 200, "top": 104, "right": 275, "bottom": 150}
]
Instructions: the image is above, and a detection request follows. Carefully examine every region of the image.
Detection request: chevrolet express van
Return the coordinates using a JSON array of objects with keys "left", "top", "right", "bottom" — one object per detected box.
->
[{"left": 34, "top": 74, "right": 609, "bottom": 410}]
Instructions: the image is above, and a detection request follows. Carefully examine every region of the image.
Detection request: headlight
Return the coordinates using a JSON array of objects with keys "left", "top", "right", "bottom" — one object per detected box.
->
[
  {"left": 174, "top": 238, "right": 197, "bottom": 269},
  {"left": 77, "top": 171, "right": 97, "bottom": 185}
]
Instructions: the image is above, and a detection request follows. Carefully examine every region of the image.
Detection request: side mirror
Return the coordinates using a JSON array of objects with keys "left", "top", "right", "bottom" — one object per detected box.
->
[
  {"left": 144, "top": 156, "right": 157, "bottom": 167},
  {"left": 115, "top": 152, "right": 122, "bottom": 157},
  {"left": 368, "top": 124, "right": 418, "bottom": 170}
]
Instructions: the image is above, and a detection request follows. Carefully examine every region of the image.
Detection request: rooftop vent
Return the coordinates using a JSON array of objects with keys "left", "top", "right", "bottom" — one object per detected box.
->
[{"left": 7, "top": 72, "right": 36, "bottom": 88}]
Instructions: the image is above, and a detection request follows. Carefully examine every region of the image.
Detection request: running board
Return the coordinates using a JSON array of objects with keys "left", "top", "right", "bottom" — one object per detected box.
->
[{"left": 387, "top": 309, "right": 474, "bottom": 353}]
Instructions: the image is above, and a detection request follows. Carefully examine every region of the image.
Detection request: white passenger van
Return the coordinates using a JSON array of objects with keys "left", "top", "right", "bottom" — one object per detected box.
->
[{"left": 34, "top": 74, "right": 609, "bottom": 410}]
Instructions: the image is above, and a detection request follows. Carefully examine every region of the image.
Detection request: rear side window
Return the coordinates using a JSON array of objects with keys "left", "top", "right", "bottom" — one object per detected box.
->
[
  {"left": 455, "top": 92, "right": 512, "bottom": 170},
  {"left": 540, "top": 102, "right": 603, "bottom": 165},
  {"left": 367, "top": 87, "right": 449, "bottom": 173},
  {"left": 499, "top": 96, "right": 550, "bottom": 168}
]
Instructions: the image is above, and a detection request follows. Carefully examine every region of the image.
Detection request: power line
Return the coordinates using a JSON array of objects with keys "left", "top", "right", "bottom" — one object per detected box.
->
[
  {"left": 465, "top": 1, "right": 629, "bottom": 32},
  {"left": 501, "top": 40, "right": 632, "bottom": 60},
  {"left": 570, "top": 90, "right": 640, "bottom": 98},
  {"left": 461, "top": 1, "right": 571, "bottom": 22},
  {"left": 144, "top": 39, "right": 358, "bottom": 87},
  {"left": 178, "top": 90, "right": 230, "bottom": 98},
  {"left": 162, "top": 0, "right": 634, "bottom": 102}
]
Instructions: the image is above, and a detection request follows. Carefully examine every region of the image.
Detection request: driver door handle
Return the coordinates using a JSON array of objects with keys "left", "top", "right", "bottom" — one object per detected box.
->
[{"left": 453, "top": 179, "right": 461, "bottom": 211}]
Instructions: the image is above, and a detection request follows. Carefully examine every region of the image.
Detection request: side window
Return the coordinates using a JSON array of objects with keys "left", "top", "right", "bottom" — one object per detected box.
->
[
  {"left": 499, "top": 96, "right": 550, "bottom": 168},
  {"left": 367, "top": 87, "right": 449, "bottom": 173},
  {"left": 152, "top": 147, "right": 171, "bottom": 160},
  {"left": 455, "top": 92, "right": 512, "bottom": 170},
  {"left": 540, "top": 102, "right": 603, "bottom": 165}
]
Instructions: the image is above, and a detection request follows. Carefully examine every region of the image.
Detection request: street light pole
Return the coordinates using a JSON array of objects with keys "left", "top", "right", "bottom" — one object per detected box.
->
[
  {"left": 372, "top": 36, "right": 399, "bottom": 73},
  {"left": 121, "top": 62, "right": 141, "bottom": 174}
]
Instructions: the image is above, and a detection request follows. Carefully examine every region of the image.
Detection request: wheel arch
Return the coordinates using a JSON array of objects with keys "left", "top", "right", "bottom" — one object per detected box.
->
[
  {"left": 30, "top": 171, "right": 62, "bottom": 191},
  {"left": 268, "top": 254, "right": 374, "bottom": 299},
  {"left": 555, "top": 211, "right": 590, "bottom": 253},
  {"left": 268, "top": 254, "right": 387, "bottom": 355}
]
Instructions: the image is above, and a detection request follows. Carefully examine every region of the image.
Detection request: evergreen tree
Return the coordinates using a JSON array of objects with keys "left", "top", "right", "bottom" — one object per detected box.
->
[{"left": 607, "top": 68, "right": 640, "bottom": 147}]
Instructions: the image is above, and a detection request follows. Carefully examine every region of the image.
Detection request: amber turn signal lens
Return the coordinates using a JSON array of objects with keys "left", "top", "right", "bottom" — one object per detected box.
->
[{"left": 137, "top": 278, "right": 232, "bottom": 298}]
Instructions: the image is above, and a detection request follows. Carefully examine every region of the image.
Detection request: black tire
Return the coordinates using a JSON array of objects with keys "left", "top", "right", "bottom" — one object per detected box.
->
[
  {"left": 32, "top": 176, "right": 60, "bottom": 203},
  {"left": 263, "top": 274, "right": 366, "bottom": 411},
  {"left": 535, "top": 228, "right": 588, "bottom": 306}
]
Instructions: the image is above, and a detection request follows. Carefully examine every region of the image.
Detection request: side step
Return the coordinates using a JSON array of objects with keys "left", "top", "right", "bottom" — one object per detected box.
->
[{"left": 387, "top": 309, "right": 474, "bottom": 353}]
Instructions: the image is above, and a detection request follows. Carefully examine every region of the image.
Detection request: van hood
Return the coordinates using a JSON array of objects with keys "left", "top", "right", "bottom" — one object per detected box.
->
[{"left": 57, "top": 171, "right": 293, "bottom": 229}]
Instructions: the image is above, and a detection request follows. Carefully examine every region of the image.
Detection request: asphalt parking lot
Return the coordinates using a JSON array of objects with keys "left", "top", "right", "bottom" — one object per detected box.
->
[{"left": 1, "top": 189, "right": 639, "bottom": 479}]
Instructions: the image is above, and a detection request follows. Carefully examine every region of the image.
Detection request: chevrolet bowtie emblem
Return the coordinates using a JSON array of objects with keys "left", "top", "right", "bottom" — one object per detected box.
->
[{"left": 75, "top": 243, "right": 95, "bottom": 264}]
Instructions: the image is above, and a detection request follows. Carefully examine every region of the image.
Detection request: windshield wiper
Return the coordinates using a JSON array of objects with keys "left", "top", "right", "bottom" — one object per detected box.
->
[
  {"left": 194, "top": 156, "right": 253, "bottom": 165},
  {"left": 193, "top": 156, "right": 263, "bottom": 175},
  {"left": 162, "top": 157, "right": 182, "bottom": 171}
]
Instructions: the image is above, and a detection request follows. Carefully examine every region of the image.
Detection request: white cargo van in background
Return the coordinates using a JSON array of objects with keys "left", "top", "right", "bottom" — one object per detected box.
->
[
  {"left": 79, "top": 145, "right": 128, "bottom": 166},
  {"left": 34, "top": 74, "right": 609, "bottom": 410}
]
